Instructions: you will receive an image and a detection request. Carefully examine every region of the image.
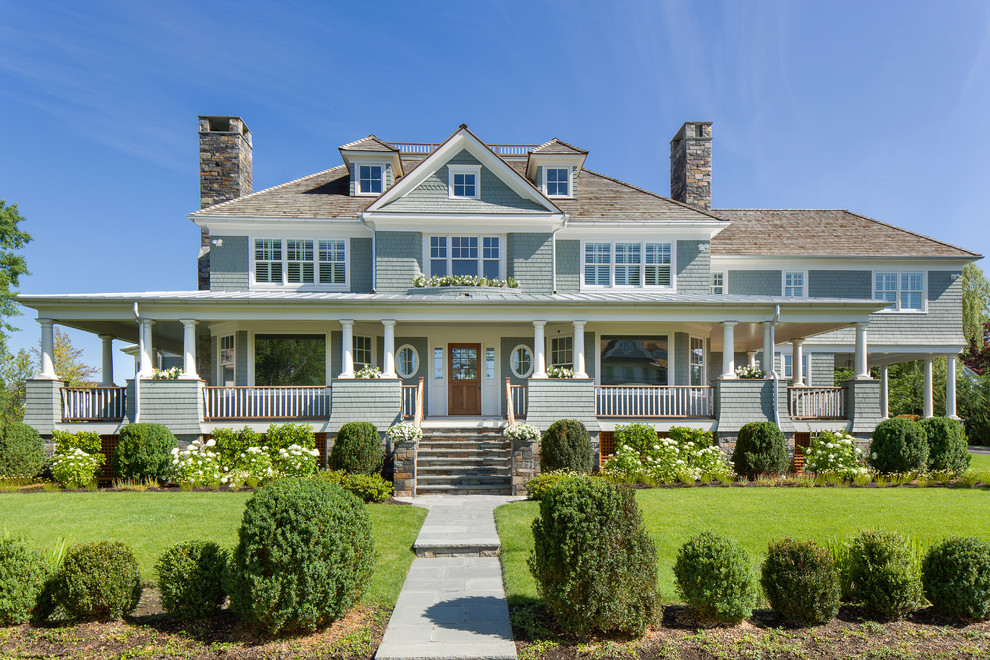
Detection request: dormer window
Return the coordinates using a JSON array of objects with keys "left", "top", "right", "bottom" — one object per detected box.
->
[
  {"left": 448, "top": 165, "right": 481, "bottom": 199},
  {"left": 545, "top": 167, "right": 571, "bottom": 197},
  {"left": 358, "top": 165, "right": 383, "bottom": 195}
]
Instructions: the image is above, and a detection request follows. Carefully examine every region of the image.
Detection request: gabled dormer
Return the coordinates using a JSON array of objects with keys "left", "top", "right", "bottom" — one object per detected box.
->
[
  {"left": 526, "top": 139, "right": 588, "bottom": 199},
  {"left": 339, "top": 135, "right": 403, "bottom": 197}
]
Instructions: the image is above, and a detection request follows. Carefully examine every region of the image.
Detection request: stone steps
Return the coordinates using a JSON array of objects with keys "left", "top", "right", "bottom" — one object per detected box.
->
[{"left": 416, "top": 428, "right": 512, "bottom": 496}]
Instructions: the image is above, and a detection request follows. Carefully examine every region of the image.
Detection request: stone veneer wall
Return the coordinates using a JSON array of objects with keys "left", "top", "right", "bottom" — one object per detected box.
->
[{"left": 669, "top": 121, "right": 712, "bottom": 210}]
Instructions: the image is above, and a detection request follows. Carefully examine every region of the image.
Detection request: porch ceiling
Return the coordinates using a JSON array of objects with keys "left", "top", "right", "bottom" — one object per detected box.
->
[
  {"left": 713, "top": 321, "right": 859, "bottom": 352},
  {"left": 53, "top": 319, "right": 186, "bottom": 355}
]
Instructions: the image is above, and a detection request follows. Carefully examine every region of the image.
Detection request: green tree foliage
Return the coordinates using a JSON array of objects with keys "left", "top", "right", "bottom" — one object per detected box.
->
[
  {"left": 32, "top": 328, "right": 98, "bottom": 386},
  {"left": 0, "top": 348, "right": 33, "bottom": 422},
  {"left": 962, "top": 264, "right": 990, "bottom": 350},
  {"left": 0, "top": 201, "right": 32, "bottom": 336},
  {"left": 254, "top": 335, "right": 326, "bottom": 386}
]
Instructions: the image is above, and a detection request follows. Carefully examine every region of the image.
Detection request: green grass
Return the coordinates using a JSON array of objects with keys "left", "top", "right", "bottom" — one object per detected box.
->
[
  {"left": 0, "top": 492, "right": 426, "bottom": 606},
  {"left": 967, "top": 451, "right": 990, "bottom": 471},
  {"left": 496, "top": 487, "right": 990, "bottom": 604}
]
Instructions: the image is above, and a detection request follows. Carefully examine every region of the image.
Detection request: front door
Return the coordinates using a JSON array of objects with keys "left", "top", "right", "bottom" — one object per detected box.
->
[{"left": 448, "top": 343, "right": 481, "bottom": 415}]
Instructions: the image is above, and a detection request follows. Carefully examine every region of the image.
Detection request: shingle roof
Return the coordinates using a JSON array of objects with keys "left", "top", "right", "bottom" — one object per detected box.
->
[
  {"left": 530, "top": 138, "right": 588, "bottom": 154},
  {"left": 338, "top": 135, "right": 397, "bottom": 152},
  {"left": 711, "top": 209, "right": 980, "bottom": 258}
]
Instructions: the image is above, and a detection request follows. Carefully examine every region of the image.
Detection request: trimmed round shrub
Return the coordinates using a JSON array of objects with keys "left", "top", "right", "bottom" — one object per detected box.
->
[
  {"left": 674, "top": 532, "right": 757, "bottom": 625},
  {"left": 920, "top": 417, "right": 970, "bottom": 475},
  {"left": 112, "top": 423, "right": 177, "bottom": 481},
  {"left": 52, "top": 541, "right": 142, "bottom": 621},
  {"left": 0, "top": 421, "right": 45, "bottom": 480},
  {"left": 761, "top": 537, "right": 840, "bottom": 626},
  {"left": 922, "top": 537, "right": 990, "bottom": 620},
  {"left": 848, "top": 530, "right": 922, "bottom": 620},
  {"left": 732, "top": 422, "right": 788, "bottom": 479},
  {"left": 529, "top": 476, "right": 658, "bottom": 639},
  {"left": 226, "top": 478, "right": 375, "bottom": 634},
  {"left": 328, "top": 422, "right": 383, "bottom": 475},
  {"left": 540, "top": 419, "right": 593, "bottom": 474},
  {"left": 869, "top": 417, "right": 928, "bottom": 474},
  {"left": 155, "top": 541, "right": 229, "bottom": 619},
  {"left": 0, "top": 537, "right": 47, "bottom": 625}
]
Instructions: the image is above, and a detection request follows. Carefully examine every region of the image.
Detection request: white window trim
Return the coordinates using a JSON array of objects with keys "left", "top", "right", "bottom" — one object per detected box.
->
[
  {"left": 710, "top": 271, "right": 726, "bottom": 295},
  {"left": 423, "top": 234, "right": 506, "bottom": 280},
  {"left": 550, "top": 335, "right": 574, "bottom": 369},
  {"left": 782, "top": 270, "right": 807, "bottom": 297},
  {"left": 250, "top": 236, "right": 349, "bottom": 291},
  {"left": 580, "top": 239, "right": 677, "bottom": 290},
  {"left": 779, "top": 352, "right": 810, "bottom": 383},
  {"left": 219, "top": 334, "right": 235, "bottom": 385},
  {"left": 510, "top": 344, "right": 534, "bottom": 378},
  {"left": 872, "top": 269, "right": 927, "bottom": 313},
  {"left": 448, "top": 164, "right": 482, "bottom": 200},
  {"left": 689, "top": 335, "right": 706, "bottom": 386},
  {"left": 355, "top": 162, "right": 387, "bottom": 197},
  {"left": 353, "top": 335, "right": 375, "bottom": 370},
  {"left": 396, "top": 344, "right": 419, "bottom": 379},
  {"left": 542, "top": 166, "right": 574, "bottom": 199}
]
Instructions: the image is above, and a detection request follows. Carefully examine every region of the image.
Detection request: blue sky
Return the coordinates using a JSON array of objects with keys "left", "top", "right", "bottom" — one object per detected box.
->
[{"left": 2, "top": 0, "right": 989, "bottom": 380}]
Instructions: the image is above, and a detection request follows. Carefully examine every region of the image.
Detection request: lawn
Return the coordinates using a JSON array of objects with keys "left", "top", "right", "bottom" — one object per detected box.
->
[
  {"left": 496, "top": 486, "right": 990, "bottom": 603},
  {"left": 969, "top": 451, "right": 990, "bottom": 470},
  {"left": 0, "top": 492, "right": 426, "bottom": 606}
]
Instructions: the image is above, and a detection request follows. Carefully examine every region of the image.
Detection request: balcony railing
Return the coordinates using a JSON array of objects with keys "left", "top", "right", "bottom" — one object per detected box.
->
[
  {"left": 596, "top": 385, "right": 714, "bottom": 418},
  {"left": 388, "top": 142, "right": 540, "bottom": 156},
  {"left": 60, "top": 387, "right": 126, "bottom": 422},
  {"left": 203, "top": 386, "right": 330, "bottom": 421},
  {"left": 788, "top": 386, "right": 846, "bottom": 420},
  {"left": 401, "top": 378, "right": 425, "bottom": 426}
]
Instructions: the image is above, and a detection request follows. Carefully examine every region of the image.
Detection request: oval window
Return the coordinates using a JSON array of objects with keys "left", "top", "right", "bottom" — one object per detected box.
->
[
  {"left": 510, "top": 345, "right": 533, "bottom": 378},
  {"left": 396, "top": 344, "right": 419, "bottom": 379}
]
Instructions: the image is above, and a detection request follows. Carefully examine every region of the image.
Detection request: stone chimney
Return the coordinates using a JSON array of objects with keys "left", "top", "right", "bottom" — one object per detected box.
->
[
  {"left": 198, "top": 116, "right": 253, "bottom": 290},
  {"left": 669, "top": 121, "right": 712, "bottom": 211}
]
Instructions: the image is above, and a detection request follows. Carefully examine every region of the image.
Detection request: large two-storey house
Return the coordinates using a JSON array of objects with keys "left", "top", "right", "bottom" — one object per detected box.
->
[{"left": 20, "top": 117, "right": 979, "bottom": 493}]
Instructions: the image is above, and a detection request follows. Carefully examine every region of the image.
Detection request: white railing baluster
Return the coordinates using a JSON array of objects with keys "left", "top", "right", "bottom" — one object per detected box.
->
[
  {"left": 202, "top": 386, "right": 331, "bottom": 421},
  {"left": 594, "top": 385, "right": 715, "bottom": 418},
  {"left": 787, "top": 387, "right": 846, "bottom": 420},
  {"left": 60, "top": 387, "right": 126, "bottom": 421}
]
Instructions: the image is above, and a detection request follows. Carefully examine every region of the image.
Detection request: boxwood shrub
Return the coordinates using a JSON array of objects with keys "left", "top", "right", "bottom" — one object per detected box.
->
[
  {"left": 848, "top": 530, "right": 922, "bottom": 620},
  {"left": 529, "top": 476, "right": 658, "bottom": 638},
  {"left": 51, "top": 541, "right": 142, "bottom": 621},
  {"left": 52, "top": 429, "right": 102, "bottom": 456},
  {"left": 155, "top": 540, "right": 229, "bottom": 619},
  {"left": 226, "top": 478, "right": 374, "bottom": 634},
  {"left": 920, "top": 417, "right": 970, "bottom": 475},
  {"left": 760, "top": 537, "right": 840, "bottom": 626},
  {"left": 732, "top": 422, "right": 788, "bottom": 479},
  {"left": 0, "top": 537, "right": 47, "bottom": 625},
  {"left": 869, "top": 417, "right": 928, "bottom": 474},
  {"left": 329, "top": 422, "right": 383, "bottom": 475},
  {"left": 0, "top": 421, "right": 45, "bottom": 480},
  {"left": 540, "top": 419, "right": 593, "bottom": 474},
  {"left": 922, "top": 537, "right": 990, "bottom": 620},
  {"left": 674, "top": 532, "right": 757, "bottom": 625},
  {"left": 112, "top": 423, "right": 177, "bottom": 481},
  {"left": 316, "top": 470, "right": 393, "bottom": 502}
]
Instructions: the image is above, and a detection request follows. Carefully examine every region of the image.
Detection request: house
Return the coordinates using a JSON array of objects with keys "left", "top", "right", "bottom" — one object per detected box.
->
[{"left": 20, "top": 117, "right": 980, "bottom": 494}]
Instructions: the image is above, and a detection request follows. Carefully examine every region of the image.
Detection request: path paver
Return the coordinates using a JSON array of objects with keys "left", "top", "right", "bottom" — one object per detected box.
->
[{"left": 376, "top": 495, "right": 523, "bottom": 660}]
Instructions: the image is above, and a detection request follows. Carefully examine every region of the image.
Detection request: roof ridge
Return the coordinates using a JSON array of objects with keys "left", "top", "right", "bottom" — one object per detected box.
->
[
  {"left": 191, "top": 165, "right": 346, "bottom": 216},
  {"left": 581, "top": 168, "right": 728, "bottom": 222},
  {"left": 338, "top": 134, "right": 396, "bottom": 151},
  {"left": 531, "top": 137, "right": 588, "bottom": 154}
]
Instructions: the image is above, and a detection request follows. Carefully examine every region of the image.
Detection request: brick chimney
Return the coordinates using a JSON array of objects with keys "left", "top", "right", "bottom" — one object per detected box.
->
[
  {"left": 669, "top": 121, "right": 712, "bottom": 211},
  {"left": 198, "top": 116, "right": 252, "bottom": 290}
]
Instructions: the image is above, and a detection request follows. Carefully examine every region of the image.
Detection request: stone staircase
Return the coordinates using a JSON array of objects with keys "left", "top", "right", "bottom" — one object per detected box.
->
[{"left": 416, "top": 427, "right": 512, "bottom": 495}]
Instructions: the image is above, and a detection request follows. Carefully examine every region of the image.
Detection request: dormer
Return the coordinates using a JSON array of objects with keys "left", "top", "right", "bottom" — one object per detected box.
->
[
  {"left": 526, "top": 139, "right": 588, "bottom": 199},
  {"left": 338, "top": 135, "right": 403, "bottom": 197}
]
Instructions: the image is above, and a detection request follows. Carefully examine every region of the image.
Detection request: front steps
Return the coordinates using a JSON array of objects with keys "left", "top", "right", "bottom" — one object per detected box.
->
[{"left": 416, "top": 427, "right": 512, "bottom": 495}]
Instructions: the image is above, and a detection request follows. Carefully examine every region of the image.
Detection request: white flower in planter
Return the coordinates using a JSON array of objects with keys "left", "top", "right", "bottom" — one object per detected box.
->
[{"left": 505, "top": 423, "right": 540, "bottom": 442}]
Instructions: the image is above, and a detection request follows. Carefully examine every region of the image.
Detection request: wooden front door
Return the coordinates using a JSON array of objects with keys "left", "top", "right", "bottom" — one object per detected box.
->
[{"left": 448, "top": 343, "right": 481, "bottom": 415}]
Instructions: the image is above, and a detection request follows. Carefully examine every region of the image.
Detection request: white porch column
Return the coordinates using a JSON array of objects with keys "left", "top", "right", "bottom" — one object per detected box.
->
[
  {"left": 99, "top": 334, "right": 114, "bottom": 386},
  {"left": 791, "top": 339, "right": 805, "bottom": 386},
  {"left": 747, "top": 351, "right": 757, "bottom": 369},
  {"left": 179, "top": 320, "right": 198, "bottom": 379},
  {"left": 854, "top": 322, "right": 871, "bottom": 380},
  {"left": 946, "top": 355, "right": 958, "bottom": 419},
  {"left": 923, "top": 356, "right": 934, "bottom": 418},
  {"left": 573, "top": 320, "right": 587, "bottom": 378},
  {"left": 340, "top": 319, "right": 355, "bottom": 378},
  {"left": 880, "top": 364, "right": 889, "bottom": 419},
  {"left": 533, "top": 321, "right": 547, "bottom": 378},
  {"left": 382, "top": 319, "right": 396, "bottom": 377},
  {"left": 721, "top": 321, "right": 737, "bottom": 379},
  {"left": 762, "top": 321, "right": 774, "bottom": 378},
  {"left": 138, "top": 319, "right": 154, "bottom": 378},
  {"left": 38, "top": 319, "right": 57, "bottom": 379}
]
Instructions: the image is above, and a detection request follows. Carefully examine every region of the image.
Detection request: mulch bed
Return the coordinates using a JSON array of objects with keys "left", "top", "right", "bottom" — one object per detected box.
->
[{"left": 510, "top": 601, "right": 990, "bottom": 659}]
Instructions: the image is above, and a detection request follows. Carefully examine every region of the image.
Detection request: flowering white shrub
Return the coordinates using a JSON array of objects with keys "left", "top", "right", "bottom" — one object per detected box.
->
[
  {"left": 356, "top": 365, "right": 382, "bottom": 379},
  {"left": 50, "top": 448, "right": 104, "bottom": 489},
  {"left": 734, "top": 365, "right": 766, "bottom": 379},
  {"left": 222, "top": 446, "right": 275, "bottom": 488},
  {"left": 505, "top": 423, "right": 540, "bottom": 442},
  {"left": 274, "top": 443, "right": 319, "bottom": 477},
  {"left": 803, "top": 431, "right": 868, "bottom": 479},
  {"left": 546, "top": 365, "right": 575, "bottom": 379},
  {"left": 167, "top": 439, "right": 222, "bottom": 487},
  {"left": 151, "top": 366, "right": 182, "bottom": 380},
  {"left": 386, "top": 422, "right": 422, "bottom": 445},
  {"left": 603, "top": 428, "right": 733, "bottom": 484},
  {"left": 412, "top": 274, "right": 519, "bottom": 288}
]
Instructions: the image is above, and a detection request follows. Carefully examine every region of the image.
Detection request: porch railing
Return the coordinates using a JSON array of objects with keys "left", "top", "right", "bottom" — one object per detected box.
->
[
  {"left": 596, "top": 385, "right": 714, "bottom": 418},
  {"left": 505, "top": 378, "right": 527, "bottom": 425},
  {"left": 401, "top": 378, "right": 425, "bottom": 427},
  {"left": 788, "top": 386, "right": 846, "bottom": 420},
  {"left": 60, "top": 386, "right": 126, "bottom": 422},
  {"left": 203, "top": 386, "right": 330, "bottom": 421}
]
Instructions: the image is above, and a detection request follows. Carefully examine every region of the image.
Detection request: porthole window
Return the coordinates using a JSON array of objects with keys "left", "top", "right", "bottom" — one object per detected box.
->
[
  {"left": 510, "top": 345, "right": 534, "bottom": 378},
  {"left": 396, "top": 344, "right": 419, "bottom": 379}
]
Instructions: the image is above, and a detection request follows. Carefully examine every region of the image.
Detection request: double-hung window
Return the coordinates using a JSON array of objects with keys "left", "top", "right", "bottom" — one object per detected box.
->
[
  {"left": 545, "top": 167, "right": 570, "bottom": 197},
  {"left": 582, "top": 241, "right": 674, "bottom": 288},
  {"left": 781, "top": 353, "right": 811, "bottom": 383},
  {"left": 255, "top": 239, "right": 283, "bottom": 284},
  {"left": 690, "top": 337, "right": 705, "bottom": 386},
  {"left": 784, "top": 271, "right": 805, "bottom": 297},
  {"left": 428, "top": 236, "right": 500, "bottom": 279},
  {"left": 874, "top": 271, "right": 924, "bottom": 311},
  {"left": 319, "top": 240, "right": 346, "bottom": 285},
  {"left": 710, "top": 272, "right": 725, "bottom": 294},
  {"left": 219, "top": 335, "right": 235, "bottom": 385},
  {"left": 357, "top": 165, "right": 383, "bottom": 195},
  {"left": 353, "top": 336, "right": 372, "bottom": 371},
  {"left": 551, "top": 336, "right": 573, "bottom": 369},
  {"left": 287, "top": 239, "right": 314, "bottom": 284},
  {"left": 254, "top": 237, "right": 347, "bottom": 288},
  {"left": 448, "top": 165, "right": 480, "bottom": 199}
]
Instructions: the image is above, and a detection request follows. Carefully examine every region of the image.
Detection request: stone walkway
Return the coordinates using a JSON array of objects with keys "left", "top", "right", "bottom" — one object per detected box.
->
[{"left": 375, "top": 495, "right": 523, "bottom": 660}]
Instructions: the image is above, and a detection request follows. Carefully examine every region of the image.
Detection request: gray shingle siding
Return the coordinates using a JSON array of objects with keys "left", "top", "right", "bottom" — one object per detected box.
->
[
  {"left": 376, "top": 231, "right": 422, "bottom": 292},
  {"left": 584, "top": 330, "right": 596, "bottom": 378},
  {"left": 210, "top": 236, "right": 249, "bottom": 291},
  {"left": 330, "top": 331, "right": 341, "bottom": 379},
  {"left": 380, "top": 150, "right": 544, "bottom": 213},
  {"left": 327, "top": 379, "right": 401, "bottom": 433},
  {"left": 677, "top": 241, "right": 710, "bottom": 294},
  {"left": 674, "top": 332, "right": 689, "bottom": 385},
  {"left": 714, "top": 379, "right": 794, "bottom": 434},
  {"left": 524, "top": 379, "right": 599, "bottom": 432},
  {"left": 508, "top": 233, "right": 553, "bottom": 293},
  {"left": 235, "top": 331, "right": 248, "bottom": 386},
  {"left": 23, "top": 380, "right": 61, "bottom": 434},
  {"left": 811, "top": 352, "right": 835, "bottom": 387},
  {"left": 137, "top": 381, "right": 203, "bottom": 435},
  {"left": 350, "top": 237, "right": 373, "bottom": 292},
  {"left": 555, "top": 240, "right": 580, "bottom": 293},
  {"left": 808, "top": 270, "right": 871, "bottom": 298},
  {"left": 728, "top": 270, "right": 782, "bottom": 296}
]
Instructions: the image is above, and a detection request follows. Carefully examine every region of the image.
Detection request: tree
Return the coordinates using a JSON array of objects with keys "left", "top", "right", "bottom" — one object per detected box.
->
[
  {"left": 0, "top": 348, "right": 34, "bottom": 422},
  {"left": 962, "top": 263, "right": 990, "bottom": 350},
  {"left": 32, "top": 328, "right": 98, "bottom": 386},
  {"left": 0, "top": 201, "right": 32, "bottom": 336}
]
